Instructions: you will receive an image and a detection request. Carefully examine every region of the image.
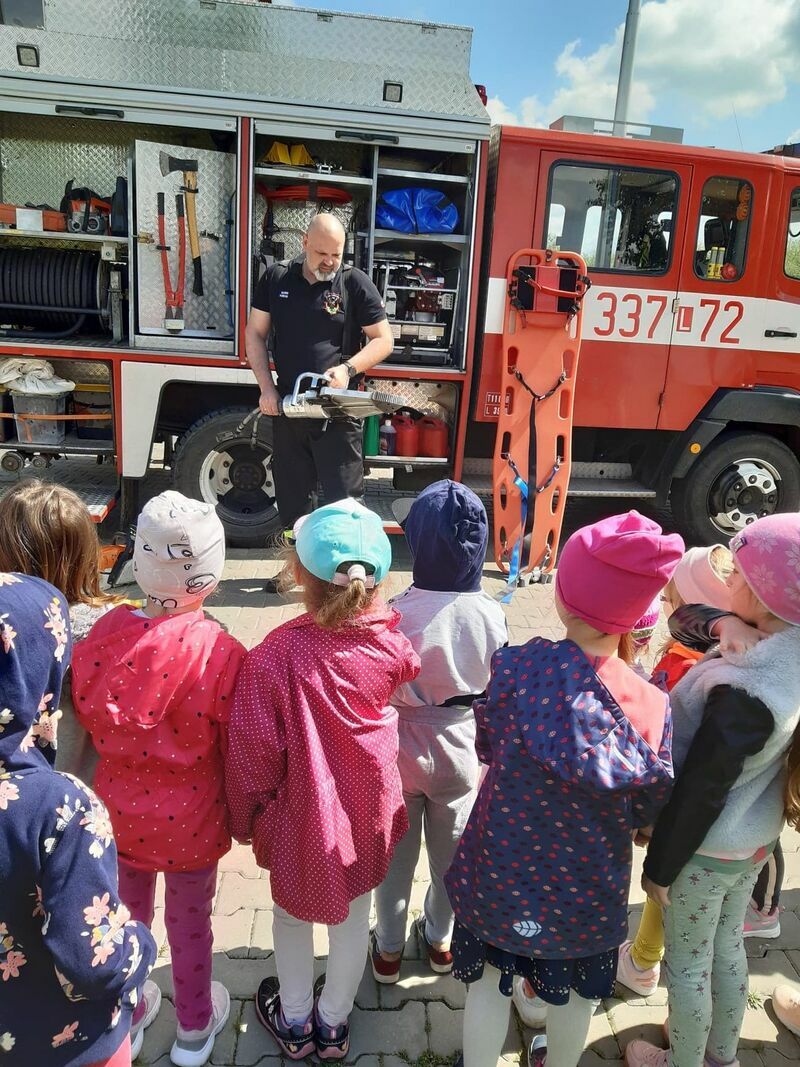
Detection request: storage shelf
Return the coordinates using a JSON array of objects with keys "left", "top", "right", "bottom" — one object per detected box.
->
[
  {"left": 364, "top": 455, "right": 450, "bottom": 468},
  {"left": 254, "top": 165, "right": 373, "bottom": 188},
  {"left": 0, "top": 228, "right": 128, "bottom": 246},
  {"left": 1, "top": 434, "right": 114, "bottom": 455},
  {"left": 377, "top": 168, "right": 469, "bottom": 186},
  {"left": 388, "top": 286, "right": 458, "bottom": 293},
  {"left": 374, "top": 229, "right": 468, "bottom": 248}
]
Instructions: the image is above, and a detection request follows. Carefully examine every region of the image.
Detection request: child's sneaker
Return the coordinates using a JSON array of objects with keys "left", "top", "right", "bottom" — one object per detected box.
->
[
  {"left": 528, "top": 1034, "right": 547, "bottom": 1067},
  {"left": 415, "top": 916, "right": 453, "bottom": 974},
  {"left": 170, "top": 982, "right": 230, "bottom": 1067},
  {"left": 131, "top": 980, "right": 162, "bottom": 1060},
  {"left": 773, "top": 982, "right": 800, "bottom": 1036},
  {"left": 313, "top": 975, "right": 350, "bottom": 1061},
  {"left": 255, "top": 977, "right": 315, "bottom": 1060},
  {"left": 616, "top": 940, "right": 661, "bottom": 997},
  {"left": 512, "top": 977, "right": 548, "bottom": 1028},
  {"left": 624, "top": 1040, "right": 669, "bottom": 1067},
  {"left": 369, "top": 929, "right": 401, "bottom": 985},
  {"left": 743, "top": 904, "right": 781, "bottom": 939}
]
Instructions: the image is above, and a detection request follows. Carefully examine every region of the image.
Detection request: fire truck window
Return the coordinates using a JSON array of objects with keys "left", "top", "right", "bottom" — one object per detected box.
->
[
  {"left": 694, "top": 177, "right": 752, "bottom": 282},
  {"left": 546, "top": 163, "right": 677, "bottom": 273},
  {"left": 785, "top": 188, "right": 800, "bottom": 280}
]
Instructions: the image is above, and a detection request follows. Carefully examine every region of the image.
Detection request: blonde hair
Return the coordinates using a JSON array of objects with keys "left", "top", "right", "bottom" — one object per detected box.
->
[
  {"left": 786, "top": 724, "right": 800, "bottom": 830},
  {"left": 0, "top": 480, "right": 118, "bottom": 608},
  {"left": 709, "top": 545, "right": 734, "bottom": 581},
  {"left": 283, "top": 548, "right": 379, "bottom": 630}
]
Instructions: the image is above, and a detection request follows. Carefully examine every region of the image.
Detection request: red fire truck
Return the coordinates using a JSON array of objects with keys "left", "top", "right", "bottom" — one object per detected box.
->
[{"left": 0, "top": 0, "right": 798, "bottom": 552}]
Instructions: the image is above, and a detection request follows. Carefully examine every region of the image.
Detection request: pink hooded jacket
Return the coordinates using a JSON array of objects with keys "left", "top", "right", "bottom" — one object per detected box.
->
[
  {"left": 72, "top": 605, "right": 246, "bottom": 872},
  {"left": 225, "top": 605, "right": 420, "bottom": 924}
]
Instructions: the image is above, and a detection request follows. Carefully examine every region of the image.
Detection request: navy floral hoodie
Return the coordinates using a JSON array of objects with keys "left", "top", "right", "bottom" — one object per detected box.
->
[
  {"left": 0, "top": 574, "right": 156, "bottom": 1066},
  {"left": 445, "top": 637, "right": 673, "bottom": 959}
]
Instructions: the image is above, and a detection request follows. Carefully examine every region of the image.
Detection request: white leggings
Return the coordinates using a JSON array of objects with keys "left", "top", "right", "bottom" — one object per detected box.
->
[
  {"left": 463, "top": 964, "right": 595, "bottom": 1067},
  {"left": 272, "top": 892, "right": 371, "bottom": 1028}
]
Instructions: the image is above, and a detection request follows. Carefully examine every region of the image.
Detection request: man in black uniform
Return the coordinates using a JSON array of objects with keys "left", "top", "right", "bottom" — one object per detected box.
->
[{"left": 245, "top": 213, "right": 392, "bottom": 589}]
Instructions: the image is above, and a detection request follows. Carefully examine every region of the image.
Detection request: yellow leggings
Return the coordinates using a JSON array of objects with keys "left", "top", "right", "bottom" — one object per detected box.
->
[{"left": 631, "top": 896, "right": 665, "bottom": 969}]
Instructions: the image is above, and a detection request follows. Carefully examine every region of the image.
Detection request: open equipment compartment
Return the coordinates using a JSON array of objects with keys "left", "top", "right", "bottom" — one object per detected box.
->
[
  {"left": 0, "top": 108, "right": 239, "bottom": 356},
  {"left": 373, "top": 143, "right": 477, "bottom": 371}
]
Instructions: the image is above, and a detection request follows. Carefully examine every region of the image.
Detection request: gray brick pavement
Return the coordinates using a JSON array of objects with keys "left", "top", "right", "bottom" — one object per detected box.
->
[{"left": 110, "top": 507, "right": 800, "bottom": 1067}]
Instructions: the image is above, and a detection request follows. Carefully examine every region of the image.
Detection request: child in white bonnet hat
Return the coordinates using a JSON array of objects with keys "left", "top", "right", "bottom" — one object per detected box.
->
[
  {"left": 133, "top": 490, "right": 226, "bottom": 612},
  {"left": 72, "top": 489, "right": 245, "bottom": 1064}
]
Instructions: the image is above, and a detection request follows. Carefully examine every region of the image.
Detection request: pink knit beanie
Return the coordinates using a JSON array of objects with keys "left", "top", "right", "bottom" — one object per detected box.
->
[
  {"left": 672, "top": 545, "right": 732, "bottom": 612},
  {"left": 556, "top": 510, "right": 684, "bottom": 634},
  {"left": 632, "top": 595, "right": 662, "bottom": 650},
  {"left": 730, "top": 513, "right": 800, "bottom": 625}
]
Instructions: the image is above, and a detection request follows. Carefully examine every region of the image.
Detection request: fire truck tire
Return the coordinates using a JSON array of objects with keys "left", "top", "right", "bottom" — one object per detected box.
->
[
  {"left": 671, "top": 431, "right": 800, "bottom": 546},
  {"left": 172, "top": 407, "right": 281, "bottom": 548}
]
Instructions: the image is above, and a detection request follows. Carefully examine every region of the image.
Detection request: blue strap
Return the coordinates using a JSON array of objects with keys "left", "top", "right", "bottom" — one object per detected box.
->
[{"left": 500, "top": 460, "right": 529, "bottom": 604}]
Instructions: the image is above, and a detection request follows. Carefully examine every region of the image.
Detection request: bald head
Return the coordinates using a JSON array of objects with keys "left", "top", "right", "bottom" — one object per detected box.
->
[
  {"left": 303, "top": 212, "right": 346, "bottom": 282},
  {"left": 307, "top": 213, "right": 346, "bottom": 242}
]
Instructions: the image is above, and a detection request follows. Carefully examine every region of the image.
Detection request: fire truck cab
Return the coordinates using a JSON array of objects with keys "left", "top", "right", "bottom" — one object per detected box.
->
[
  {"left": 0, "top": 0, "right": 797, "bottom": 553},
  {"left": 474, "top": 124, "right": 800, "bottom": 545}
]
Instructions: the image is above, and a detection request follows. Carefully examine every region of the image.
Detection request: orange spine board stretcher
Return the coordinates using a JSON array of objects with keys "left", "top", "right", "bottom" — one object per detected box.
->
[{"left": 492, "top": 249, "right": 590, "bottom": 582}]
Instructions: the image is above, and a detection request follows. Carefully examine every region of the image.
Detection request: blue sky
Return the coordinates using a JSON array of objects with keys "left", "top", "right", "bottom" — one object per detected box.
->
[{"left": 280, "top": 0, "right": 800, "bottom": 154}]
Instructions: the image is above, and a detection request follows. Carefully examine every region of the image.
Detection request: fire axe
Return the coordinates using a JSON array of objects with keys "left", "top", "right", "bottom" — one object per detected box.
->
[{"left": 159, "top": 152, "right": 203, "bottom": 296}]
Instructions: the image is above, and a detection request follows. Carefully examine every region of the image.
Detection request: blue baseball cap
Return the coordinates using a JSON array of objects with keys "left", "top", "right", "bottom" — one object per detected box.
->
[{"left": 294, "top": 499, "right": 392, "bottom": 586}]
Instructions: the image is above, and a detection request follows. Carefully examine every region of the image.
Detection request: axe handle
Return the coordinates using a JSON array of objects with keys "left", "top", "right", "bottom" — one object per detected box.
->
[{"left": 183, "top": 170, "right": 203, "bottom": 296}]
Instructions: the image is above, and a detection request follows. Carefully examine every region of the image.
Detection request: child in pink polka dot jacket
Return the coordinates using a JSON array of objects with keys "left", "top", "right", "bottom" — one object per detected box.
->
[
  {"left": 72, "top": 491, "right": 246, "bottom": 1067},
  {"left": 225, "top": 500, "right": 420, "bottom": 1062},
  {"left": 445, "top": 511, "right": 683, "bottom": 1067}
]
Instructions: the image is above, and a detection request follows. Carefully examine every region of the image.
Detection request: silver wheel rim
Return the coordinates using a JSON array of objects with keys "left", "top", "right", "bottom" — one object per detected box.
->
[
  {"left": 197, "top": 445, "right": 276, "bottom": 514},
  {"left": 707, "top": 457, "right": 781, "bottom": 535}
]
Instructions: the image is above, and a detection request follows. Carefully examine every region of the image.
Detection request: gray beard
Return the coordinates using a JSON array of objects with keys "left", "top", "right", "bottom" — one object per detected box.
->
[{"left": 312, "top": 267, "right": 337, "bottom": 283}]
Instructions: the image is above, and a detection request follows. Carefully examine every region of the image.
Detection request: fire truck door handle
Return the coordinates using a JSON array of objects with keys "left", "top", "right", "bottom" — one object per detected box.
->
[
  {"left": 335, "top": 129, "right": 399, "bottom": 145},
  {"left": 765, "top": 329, "right": 798, "bottom": 338},
  {"left": 55, "top": 104, "right": 125, "bottom": 119}
]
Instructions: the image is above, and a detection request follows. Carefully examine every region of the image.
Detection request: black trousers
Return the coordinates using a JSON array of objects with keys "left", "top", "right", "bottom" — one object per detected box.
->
[{"left": 272, "top": 414, "right": 365, "bottom": 529}]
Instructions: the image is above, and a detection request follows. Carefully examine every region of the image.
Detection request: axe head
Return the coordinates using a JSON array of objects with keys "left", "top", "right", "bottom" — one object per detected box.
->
[{"left": 159, "top": 151, "right": 198, "bottom": 177}]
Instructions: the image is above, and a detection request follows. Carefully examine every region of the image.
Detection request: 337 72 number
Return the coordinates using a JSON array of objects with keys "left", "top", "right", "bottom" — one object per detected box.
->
[
  {"left": 593, "top": 293, "right": 668, "bottom": 339},
  {"left": 592, "top": 292, "right": 745, "bottom": 345}
]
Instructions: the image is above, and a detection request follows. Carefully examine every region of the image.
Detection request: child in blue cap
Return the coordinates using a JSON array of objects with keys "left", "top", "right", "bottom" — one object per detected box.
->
[
  {"left": 226, "top": 500, "right": 419, "bottom": 1061},
  {"left": 371, "top": 480, "right": 507, "bottom": 983}
]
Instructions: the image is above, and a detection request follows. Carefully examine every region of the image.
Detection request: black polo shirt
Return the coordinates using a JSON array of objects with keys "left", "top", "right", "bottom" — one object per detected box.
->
[{"left": 252, "top": 256, "right": 386, "bottom": 395}]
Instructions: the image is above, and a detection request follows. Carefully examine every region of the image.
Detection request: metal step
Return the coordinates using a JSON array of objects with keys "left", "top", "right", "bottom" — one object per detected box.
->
[
  {"left": 0, "top": 456, "right": 119, "bottom": 522},
  {"left": 461, "top": 472, "right": 655, "bottom": 499}
]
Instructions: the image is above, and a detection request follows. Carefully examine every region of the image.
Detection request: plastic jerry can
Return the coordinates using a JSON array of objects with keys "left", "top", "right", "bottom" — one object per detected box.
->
[
  {"left": 379, "top": 417, "right": 397, "bottom": 456},
  {"left": 418, "top": 416, "right": 449, "bottom": 458},
  {"left": 392, "top": 413, "right": 419, "bottom": 457}
]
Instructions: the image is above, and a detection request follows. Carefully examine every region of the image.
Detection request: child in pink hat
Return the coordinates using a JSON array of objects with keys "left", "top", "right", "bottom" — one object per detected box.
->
[
  {"left": 446, "top": 510, "right": 683, "bottom": 1067},
  {"left": 627, "top": 511, "right": 800, "bottom": 1067}
]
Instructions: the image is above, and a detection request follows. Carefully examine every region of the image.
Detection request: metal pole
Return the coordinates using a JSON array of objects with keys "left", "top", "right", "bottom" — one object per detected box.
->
[{"left": 613, "top": 0, "right": 641, "bottom": 137}]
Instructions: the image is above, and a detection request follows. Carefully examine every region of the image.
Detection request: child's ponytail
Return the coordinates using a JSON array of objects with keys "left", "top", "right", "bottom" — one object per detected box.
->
[
  {"left": 284, "top": 550, "right": 378, "bottom": 630},
  {"left": 785, "top": 723, "right": 800, "bottom": 829}
]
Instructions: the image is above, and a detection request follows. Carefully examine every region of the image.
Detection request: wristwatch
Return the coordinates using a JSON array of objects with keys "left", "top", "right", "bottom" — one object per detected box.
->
[{"left": 342, "top": 360, "right": 358, "bottom": 381}]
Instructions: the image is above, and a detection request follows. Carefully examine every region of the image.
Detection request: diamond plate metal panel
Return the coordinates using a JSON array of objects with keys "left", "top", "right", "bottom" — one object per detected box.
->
[
  {"left": 0, "top": 456, "right": 118, "bottom": 519},
  {"left": 50, "top": 358, "right": 111, "bottom": 385},
  {"left": 363, "top": 378, "right": 457, "bottom": 422},
  {"left": 0, "top": 113, "right": 180, "bottom": 212},
  {"left": 134, "top": 139, "right": 235, "bottom": 342},
  {"left": 0, "top": 1, "right": 488, "bottom": 124}
]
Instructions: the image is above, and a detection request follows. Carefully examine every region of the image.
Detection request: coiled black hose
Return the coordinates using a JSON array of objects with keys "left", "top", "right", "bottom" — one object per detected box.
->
[{"left": 0, "top": 247, "right": 107, "bottom": 338}]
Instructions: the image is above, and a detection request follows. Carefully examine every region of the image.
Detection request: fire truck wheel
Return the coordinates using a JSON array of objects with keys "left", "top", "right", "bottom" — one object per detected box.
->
[
  {"left": 671, "top": 431, "right": 800, "bottom": 546},
  {"left": 173, "top": 407, "right": 281, "bottom": 548}
]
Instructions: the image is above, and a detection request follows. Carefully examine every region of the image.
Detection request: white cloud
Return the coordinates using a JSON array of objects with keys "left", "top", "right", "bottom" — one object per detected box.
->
[
  {"left": 787, "top": 129, "right": 800, "bottom": 145},
  {"left": 493, "top": 0, "right": 800, "bottom": 130}
]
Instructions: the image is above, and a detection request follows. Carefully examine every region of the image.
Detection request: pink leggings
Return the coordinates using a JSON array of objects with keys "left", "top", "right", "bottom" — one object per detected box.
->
[{"left": 118, "top": 860, "right": 217, "bottom": 1032}]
